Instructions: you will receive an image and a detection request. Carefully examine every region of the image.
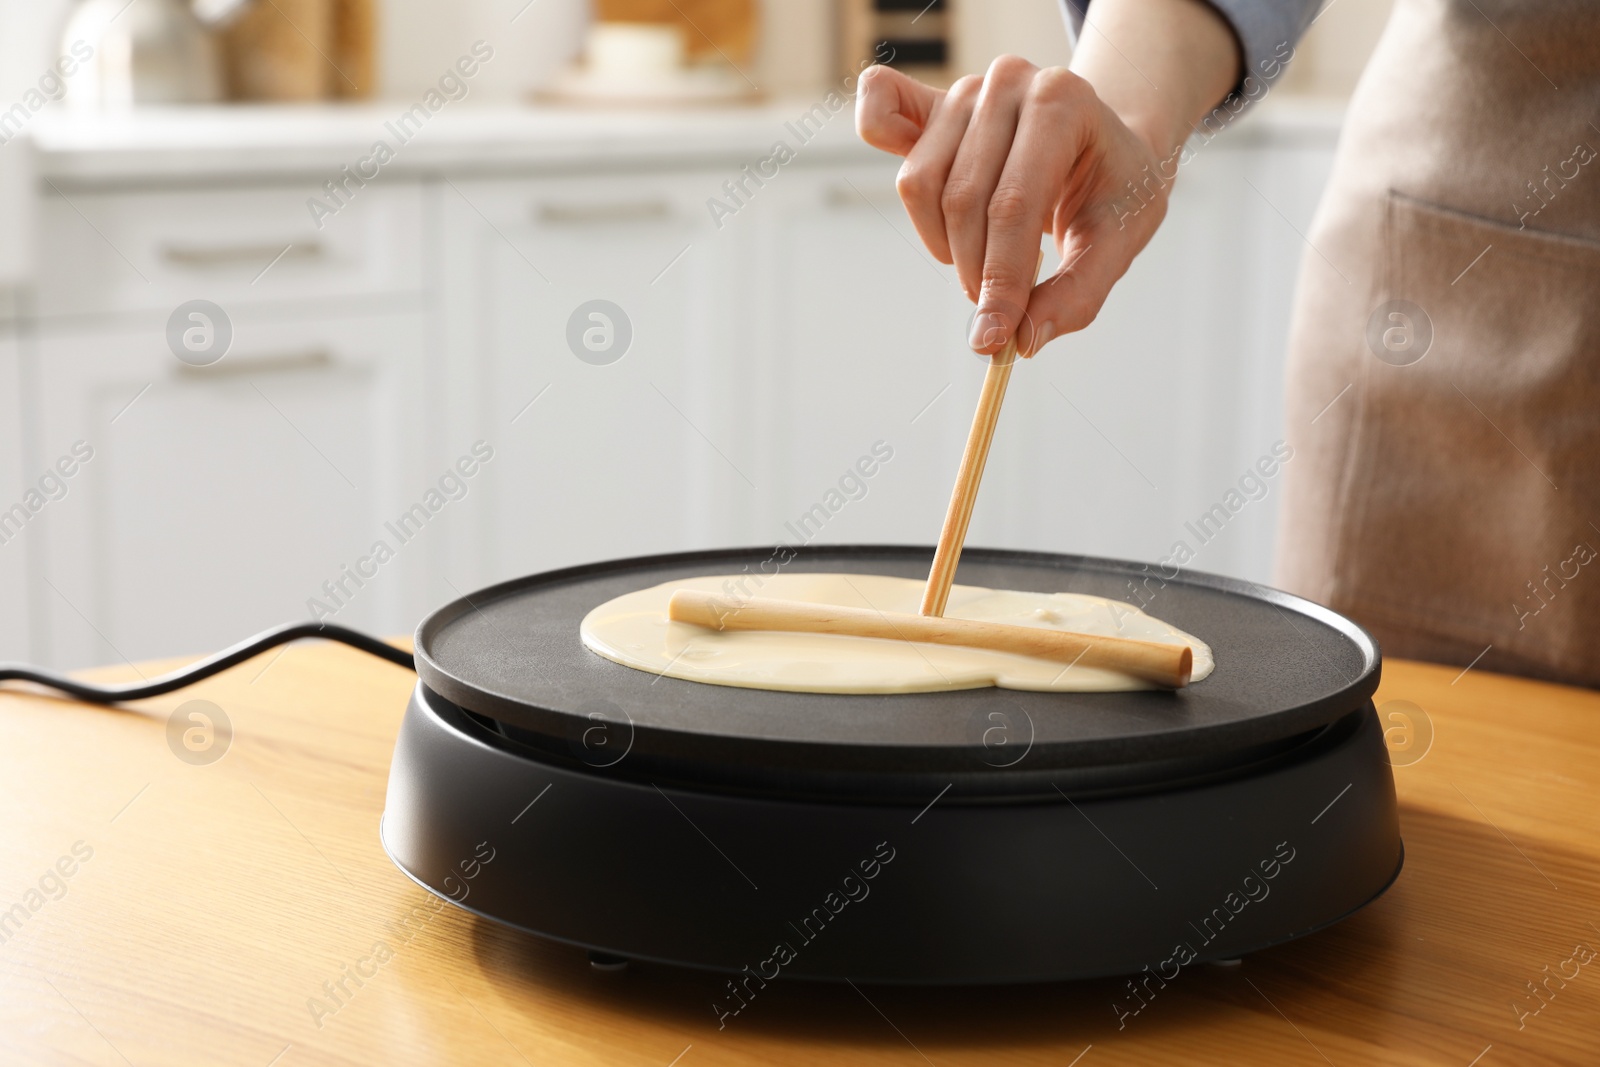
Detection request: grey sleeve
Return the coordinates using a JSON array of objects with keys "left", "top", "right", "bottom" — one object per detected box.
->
[{"left": 1059, "top": 0, "right": 1319, "bottom": 102}]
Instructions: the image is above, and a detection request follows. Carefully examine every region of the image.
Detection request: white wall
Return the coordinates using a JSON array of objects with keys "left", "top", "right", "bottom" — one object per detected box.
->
[{"left": 0, "top": 0, "right": 74, "bottom": 96}]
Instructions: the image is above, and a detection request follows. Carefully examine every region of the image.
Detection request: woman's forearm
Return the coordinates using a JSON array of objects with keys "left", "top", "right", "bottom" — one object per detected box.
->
[{"left": 1068, "top": 0, "right": 1243, "bottom": 161}]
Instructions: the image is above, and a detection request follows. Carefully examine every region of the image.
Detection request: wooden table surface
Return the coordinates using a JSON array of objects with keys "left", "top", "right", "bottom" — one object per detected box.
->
[{"left": 2, "top": 644, "right": 1596, "bottom": 1066}]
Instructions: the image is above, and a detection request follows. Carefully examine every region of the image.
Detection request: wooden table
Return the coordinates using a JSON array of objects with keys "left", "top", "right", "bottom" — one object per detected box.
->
[{"left": 2, "top": 646, "right": 1596, "bottom": 1066}]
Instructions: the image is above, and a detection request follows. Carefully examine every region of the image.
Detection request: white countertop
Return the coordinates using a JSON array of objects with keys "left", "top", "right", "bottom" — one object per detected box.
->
[
  {"left": 29, "top": 100, "right": 876, "bottom": 186},
  {"left": 26, "top": 96, "right": 1345, "bottom": 187}
]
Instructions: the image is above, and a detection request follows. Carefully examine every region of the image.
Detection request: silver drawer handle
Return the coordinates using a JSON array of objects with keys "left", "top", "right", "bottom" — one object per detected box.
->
[
  {"left": 174, "top": 348, "right": 333, "bottom": 378},
  {"left": 536, "top": 200, "right": 672, "bottom": 225},
  {"left": 160, "top": 241, "right": 326, "bottom": 268}
]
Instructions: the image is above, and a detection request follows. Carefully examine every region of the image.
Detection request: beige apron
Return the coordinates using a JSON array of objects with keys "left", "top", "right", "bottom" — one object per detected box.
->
[{"left": 1276, "top": 0, "right": 1600, "bottom": 687}]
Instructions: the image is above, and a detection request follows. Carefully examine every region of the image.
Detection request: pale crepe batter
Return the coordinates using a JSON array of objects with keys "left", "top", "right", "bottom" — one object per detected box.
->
[{"left": 581, "top": 573, "right": 1213, "bottom": 694}]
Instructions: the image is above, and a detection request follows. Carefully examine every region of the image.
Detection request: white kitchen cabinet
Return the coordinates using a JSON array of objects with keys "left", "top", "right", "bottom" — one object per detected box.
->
[
  {"left": 1201, "top": 134, "right": 1341, "bottom": 580},
  {"left": 973, "top": 142, "right": 1263, "bottom": 574},
  {"left": 958, "top": 131, "right": 1335, "bottom": 585},
  {"left": 435, "top": 169, "right": 754, "bottom": 592},
  {"left": 715, "top": 135, "right": 1336, "bottom": 587},
  {"left": 735, "top": 163, "right": 978, "bottom": 549},
  {"left": 0, "top": 330, "right": 25, "bottom": 662},
  {"left": 29, "top": 309, "right": 433, "bottom": 668}
]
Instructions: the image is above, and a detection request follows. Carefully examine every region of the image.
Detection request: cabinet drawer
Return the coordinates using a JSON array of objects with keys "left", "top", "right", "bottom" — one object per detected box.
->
[{"left": 36, "top": 181, "right": 425, "bottom": 319}]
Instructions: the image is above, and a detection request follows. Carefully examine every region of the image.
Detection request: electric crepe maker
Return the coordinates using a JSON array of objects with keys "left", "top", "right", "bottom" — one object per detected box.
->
[{"left": 380, "top": 545, "right": 1401, "bottom": 984}]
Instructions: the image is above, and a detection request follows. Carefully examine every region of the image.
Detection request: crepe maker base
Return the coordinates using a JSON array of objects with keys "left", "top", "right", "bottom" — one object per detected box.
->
[{"left": 381, "top": 545, "right": 1402, "bottom": 984}]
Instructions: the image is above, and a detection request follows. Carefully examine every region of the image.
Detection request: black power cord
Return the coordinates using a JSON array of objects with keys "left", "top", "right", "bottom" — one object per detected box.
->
[{"left": 0, "top": 622, "right": 415, "bottom": 705}]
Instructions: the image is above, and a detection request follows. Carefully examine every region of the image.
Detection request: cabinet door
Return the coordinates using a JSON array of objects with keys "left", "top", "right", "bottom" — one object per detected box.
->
[
  {"left": 753, "top": 167, "right": 1215, "bottom": 570},
  {"left": 1221, "top": 137, "right": 1340, "bottom": 581},
  {"left": 0, "top": 332, "right": 25, "bottom": 661},
  {"left": 747, "top": 141, "right": 1336, "bottom": 585},
  {"left": 985, "top": 135, "right": 1337, "bottom": 584},
  {"left": 738, "top": 163, "right": 979, "bottom": 549},
  {"left": 30, "top": 311, "right": 430, "bottom": 669},
  {"left": 436, "top": 171, "right": 748, "bottom": 590}
]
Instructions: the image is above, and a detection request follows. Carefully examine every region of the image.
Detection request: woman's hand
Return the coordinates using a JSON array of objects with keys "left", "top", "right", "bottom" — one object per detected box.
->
[
  {"left": 854, "top": 0, "right": 1242, "bottom": 356},
  {"left": 858, "top": 59, "right": 1169, "bottom": 356}
]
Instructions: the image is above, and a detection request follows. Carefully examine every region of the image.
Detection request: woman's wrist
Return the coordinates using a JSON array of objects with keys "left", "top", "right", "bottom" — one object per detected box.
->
[{"left": 1067, "top": 0, "right": 1243, "bottom": 164}]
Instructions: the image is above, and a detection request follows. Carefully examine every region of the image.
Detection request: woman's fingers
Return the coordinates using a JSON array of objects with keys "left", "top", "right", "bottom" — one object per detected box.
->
[
  {"left": 975, "top": 68, "right": 1094, "bottom": 355},
  {"left": 895, "top": 76, "right": 980, "bottom": 265},
  {"left": 855, "top": 65, "right": 944, "bottom": 157},
  {"left": 943, "top": 55, "right": 1038, "bottom": 301}
]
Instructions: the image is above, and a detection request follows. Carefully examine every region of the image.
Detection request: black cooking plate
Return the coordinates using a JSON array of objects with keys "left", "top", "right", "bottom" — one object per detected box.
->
[{"left": 414, "top": 546, "right": 1380, "bottom": 799}]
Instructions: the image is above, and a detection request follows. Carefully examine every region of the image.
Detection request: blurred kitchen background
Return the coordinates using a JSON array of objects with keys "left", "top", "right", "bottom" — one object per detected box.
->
[{"left": 0, "top": 0, "right": 1393, "bottom": 669}]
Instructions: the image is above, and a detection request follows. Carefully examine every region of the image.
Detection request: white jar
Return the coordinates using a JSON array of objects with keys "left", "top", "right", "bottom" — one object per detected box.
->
[{"left": 60, "top": 0, "right": 224, "bottom": 108}]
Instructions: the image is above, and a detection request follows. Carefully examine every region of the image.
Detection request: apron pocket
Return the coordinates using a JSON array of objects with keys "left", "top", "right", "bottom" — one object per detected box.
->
[{"left": 1332, "top": 190, "right": 1600, "bottom": 676}]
